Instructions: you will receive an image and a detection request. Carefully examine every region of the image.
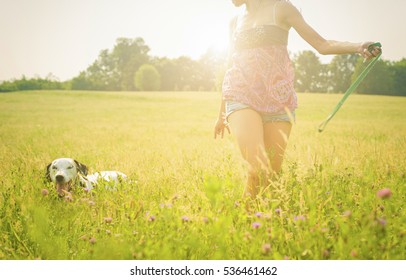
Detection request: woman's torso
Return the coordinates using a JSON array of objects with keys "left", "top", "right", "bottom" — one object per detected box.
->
[{"left": 222, "top": 0, "right": 297, "bottom": 115}]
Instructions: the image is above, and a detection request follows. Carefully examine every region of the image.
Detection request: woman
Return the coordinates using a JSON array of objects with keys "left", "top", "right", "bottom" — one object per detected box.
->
[{"left": 214, "top": 0, "right": 381, "bottom": 198}]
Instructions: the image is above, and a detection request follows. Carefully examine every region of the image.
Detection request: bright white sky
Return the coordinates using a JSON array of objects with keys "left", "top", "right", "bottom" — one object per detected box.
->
[{"left": 1, "top": 0, "right": 405, "bottom": 81}]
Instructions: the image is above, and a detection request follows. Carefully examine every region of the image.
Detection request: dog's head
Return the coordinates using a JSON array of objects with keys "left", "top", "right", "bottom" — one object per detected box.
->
[{"left": 45, "top": 158, "right": 88, "bottom": 196}]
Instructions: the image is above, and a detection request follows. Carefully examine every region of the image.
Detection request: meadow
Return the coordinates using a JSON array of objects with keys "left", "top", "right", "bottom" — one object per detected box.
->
[{"left": 0, "top": 90, "right": 404, "bottom": 260}]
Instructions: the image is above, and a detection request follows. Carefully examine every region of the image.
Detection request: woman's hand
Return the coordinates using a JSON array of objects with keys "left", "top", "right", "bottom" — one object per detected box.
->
[
  {"left": 359, "top": 42, "right": 382, "bottom": 60},
  {"left": 214, "top": 117, "right": 230, "bottom": 139}
]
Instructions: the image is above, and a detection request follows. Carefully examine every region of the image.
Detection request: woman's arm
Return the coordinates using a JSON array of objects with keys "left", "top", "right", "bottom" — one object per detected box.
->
[
  {"left": 214, "top": 17, "right": 237, "bottom": 139},
  {"left": 280, "top": 3, "right": 381, "bottom": 58}
]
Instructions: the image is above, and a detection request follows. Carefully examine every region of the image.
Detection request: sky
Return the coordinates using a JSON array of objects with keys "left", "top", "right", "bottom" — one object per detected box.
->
[{"left": 1, "top": 0, "right": 405, "bottom": 81}]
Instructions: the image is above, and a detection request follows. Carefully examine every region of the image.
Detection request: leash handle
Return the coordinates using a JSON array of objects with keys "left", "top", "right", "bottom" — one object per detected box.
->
[{"left": 318, "top": 42, "right": 382, "bottom": 133}]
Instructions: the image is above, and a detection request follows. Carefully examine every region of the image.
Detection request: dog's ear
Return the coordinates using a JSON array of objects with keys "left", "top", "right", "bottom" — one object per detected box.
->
[
  {"left": 45, "top": 163, "right": 52, "bottom": 182},
  {"left": 74, "top": 160, "right": 88, "bottom": 176}
]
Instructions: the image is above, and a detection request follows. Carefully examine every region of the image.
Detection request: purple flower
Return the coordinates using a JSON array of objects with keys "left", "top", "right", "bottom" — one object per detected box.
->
[
  {"left": 377, "top": 188, "right": 392, "bottom": 199},
  {"left": 261, "top": 243, "right": 271, "bottom": 254},
  {"left": 294, "top": 215, "right": 306, "bottom": 221},
  {"left": 343, "top": 210, "right": 352, "bottom": 217},
  {"left": 377, "top": 218, "right": 387, "bottom": 226},
  {"left": 275, "top": 208, "right": 281, "bottom": 214},
  {"left": 148, "top": 215, "right": 156, "bottom": 222},
  {"left": 252, "top": 222, "right": 261, "bottom": 229},
  {"left": 255, "top": 212, "right": 262, "bottom": 218},
  {"left": 181, "top": 216, "right": 190, "bottom": 222}
]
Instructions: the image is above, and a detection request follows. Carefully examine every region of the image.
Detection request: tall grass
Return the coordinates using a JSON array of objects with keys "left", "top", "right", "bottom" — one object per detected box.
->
[{"left": 0, "top": 90, "right": 404, "bottom": 259}]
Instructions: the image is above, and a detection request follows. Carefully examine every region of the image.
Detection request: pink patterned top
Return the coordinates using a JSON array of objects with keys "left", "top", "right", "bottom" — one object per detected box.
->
[{"left": 222, "top": 24, "right": 297, "bottom": 115}]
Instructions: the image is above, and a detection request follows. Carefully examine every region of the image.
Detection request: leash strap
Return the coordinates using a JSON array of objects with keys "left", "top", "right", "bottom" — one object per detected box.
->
[{"left": 318, "top": 42, "right": 382, "bottom": 132}]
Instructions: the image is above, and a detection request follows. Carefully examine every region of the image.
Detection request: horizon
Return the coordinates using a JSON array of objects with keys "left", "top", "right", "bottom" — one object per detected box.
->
[{"left": 1, "top": 0, "right": 405, "bottom": 81}]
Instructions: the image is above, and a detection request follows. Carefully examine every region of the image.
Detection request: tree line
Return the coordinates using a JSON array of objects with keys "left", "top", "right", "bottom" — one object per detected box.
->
[{"left": 1, "top": 37, "right": 405, "bottom": 96}]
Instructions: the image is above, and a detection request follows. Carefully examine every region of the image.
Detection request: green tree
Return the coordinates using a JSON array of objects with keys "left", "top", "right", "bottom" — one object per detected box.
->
[
  {"left": 293, "top": 50, "right": 326, "bottom": 92},
  {"left": 391, "top": 59, "right": 406, "bottom": 95},
  {"left": 153, "top": 57, "right": 178, "bottom": 91},
  {"left": 72, "top": 37, "right": 150, "bottom": 91},
  {"left": 134, "top": 64, "right": 161, "bottom": 91},
  {"left": 353, "top": 59, "right": 393, "bottom": 94},
  {"left": 328, "top": 54, "right": 360, "bottom": 93}
]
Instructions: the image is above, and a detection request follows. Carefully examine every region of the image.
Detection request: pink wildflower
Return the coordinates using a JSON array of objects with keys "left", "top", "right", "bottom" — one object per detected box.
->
[
  {"left": 377, "top": 188, "right": 392, "bottom": 199},
  {"left": 252, "top": 222, "right": 261, "bottom": 229},
  {"left": 262, "top": 243, "right": 271, "bottom": 254},
  {"left": 104, "top": 217, "right": 113, "bottom": 224}
]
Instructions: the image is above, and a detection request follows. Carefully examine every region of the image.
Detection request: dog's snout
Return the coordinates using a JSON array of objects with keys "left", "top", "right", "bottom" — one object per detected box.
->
[{"left": 55, "top": 175, "right": 65, "bottom": 182}]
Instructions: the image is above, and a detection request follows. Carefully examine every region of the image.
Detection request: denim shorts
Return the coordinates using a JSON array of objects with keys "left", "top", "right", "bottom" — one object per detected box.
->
[{"left": 225, "top": 100, "right": 295, "bottom": 123}]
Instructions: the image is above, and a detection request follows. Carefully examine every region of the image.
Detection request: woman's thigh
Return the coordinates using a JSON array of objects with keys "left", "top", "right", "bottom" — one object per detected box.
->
[
  {"left": 228, "top": 109, "right": 270, "bottom": 171},
  {"left": 263, "top": 121, "right": 292, "bottom": 173}
]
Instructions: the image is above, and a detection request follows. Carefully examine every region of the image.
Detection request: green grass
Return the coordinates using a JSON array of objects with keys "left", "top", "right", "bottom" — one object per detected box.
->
[{"left": 0, "top": 90, "right": 405, "bottom": 260}]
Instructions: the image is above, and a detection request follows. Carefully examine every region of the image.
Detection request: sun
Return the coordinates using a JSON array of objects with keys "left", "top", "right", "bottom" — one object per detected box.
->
[{"left": 181, "top": 11, "right": 231, "bottom": 58}]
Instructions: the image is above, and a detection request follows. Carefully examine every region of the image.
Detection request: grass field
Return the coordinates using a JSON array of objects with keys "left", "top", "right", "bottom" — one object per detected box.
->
[{"left": 0, "top": 90, "right": 405, "bottom": 260}]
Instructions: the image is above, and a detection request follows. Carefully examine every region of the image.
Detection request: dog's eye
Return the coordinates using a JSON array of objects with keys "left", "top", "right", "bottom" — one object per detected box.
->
[
  {"left": 67, "top": 165, "right": 74, "bottom": 169},
  {"left": 52, "top": 166, "right": 57, "bottom": 170}
]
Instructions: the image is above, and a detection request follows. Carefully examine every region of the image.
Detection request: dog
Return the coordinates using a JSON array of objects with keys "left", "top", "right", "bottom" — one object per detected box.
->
[{"left": 45, "top": 158, "right": 127, "bottom": 197}]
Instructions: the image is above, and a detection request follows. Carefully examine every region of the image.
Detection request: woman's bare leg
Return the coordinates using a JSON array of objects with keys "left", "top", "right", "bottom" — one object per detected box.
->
[
  {"left": 263, "top": 121, "right": 292, "bottom": 177},
  {"left": 228, "top": 109, "right": 271, "bottom": 198}
]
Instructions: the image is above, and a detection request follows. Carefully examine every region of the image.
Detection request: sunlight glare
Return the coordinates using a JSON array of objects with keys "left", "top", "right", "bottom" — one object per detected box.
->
[{"left": 182, "top": 11, "right": 230, "bottom": 58}]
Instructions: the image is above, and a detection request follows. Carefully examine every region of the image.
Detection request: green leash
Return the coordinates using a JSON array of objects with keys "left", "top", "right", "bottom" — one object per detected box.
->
[{"left": 318, "top": 42, "right": 382, "bottom": 132}]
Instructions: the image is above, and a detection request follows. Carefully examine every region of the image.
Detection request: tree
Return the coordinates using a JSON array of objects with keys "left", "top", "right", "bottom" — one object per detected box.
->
[
  {"left": 72, "top": 37, "right": 150, "bottom": 91},
  {"left": 113, "top": 38, "right": 150, "bottom": 91},
  {"left": 328, "top": 54, "right": 359, "bottom": 93},
  {"left": 293, "top": 50, "right": 326, "bottom": 92},
  {"left": 153, "top": 57, "right": 178, "bottom": 91},
  {"left": 353, "top": 59, "right": 393, "bottom": 94},
  {"left": 391, "top": 59, "right": 406, "bottom": 96},
  {"left": 134, "top": 64, "right": 161, "bottom": 91}
]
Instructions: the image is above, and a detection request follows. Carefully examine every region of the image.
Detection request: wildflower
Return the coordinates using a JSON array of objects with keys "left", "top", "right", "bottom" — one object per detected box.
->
[
  {"left": 88, "top": 201, "right": 95, "bottom": 206},
  {"left": 89, "top": 237, "right": 96, "bottom": 244},
  {"left": 275, "top": 208, "right": 281, "bottom": 214},
  {"left": 79, "top": 235, "right": 88, "bottom": 241},
  {"left": 350, "top": 250, "right": 357, "bottom": 257},
  {"left": 377, "top": 188, "right": 392, "bottom": 199},
  {"left": 41, "top": 189, "right": 49, "bottom": 196},
  {"left": 343, "top": 210, "right": 352, "bottom": 217},
  {"left": 254, "top": 212, "right": 262, "bottom": 218},
  {"left": 202, "top": 217, "right": 209, "bottom": 224},
  {"left": 261, "top": 243, "right": 271, "bottom": 255},
  {"left": 243, "top": 232, "right": 252, "bottom": 241},
  {"left": 377, "top": 218, "right": 387, "bottom": 226},
  {"left": 64, "top": 195, "right": 73, "bottom": 202},
  {"left": 294, "top": 215, "right": 306, "bottom": 221},
  {"left": 104, "top": 217, "right": 113, "bottom": 224},
  {"left": 181, "top": 216, "right": 190, "bottom": 222},
  {"left": 105, "top": 230, "right": 111, "bottom": 235},
  {"left": 148, "top": 215, "right": 156, "bottom": 222},
  {"left": 252, "top": 222, "right": 261, "bottom": 229}
]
